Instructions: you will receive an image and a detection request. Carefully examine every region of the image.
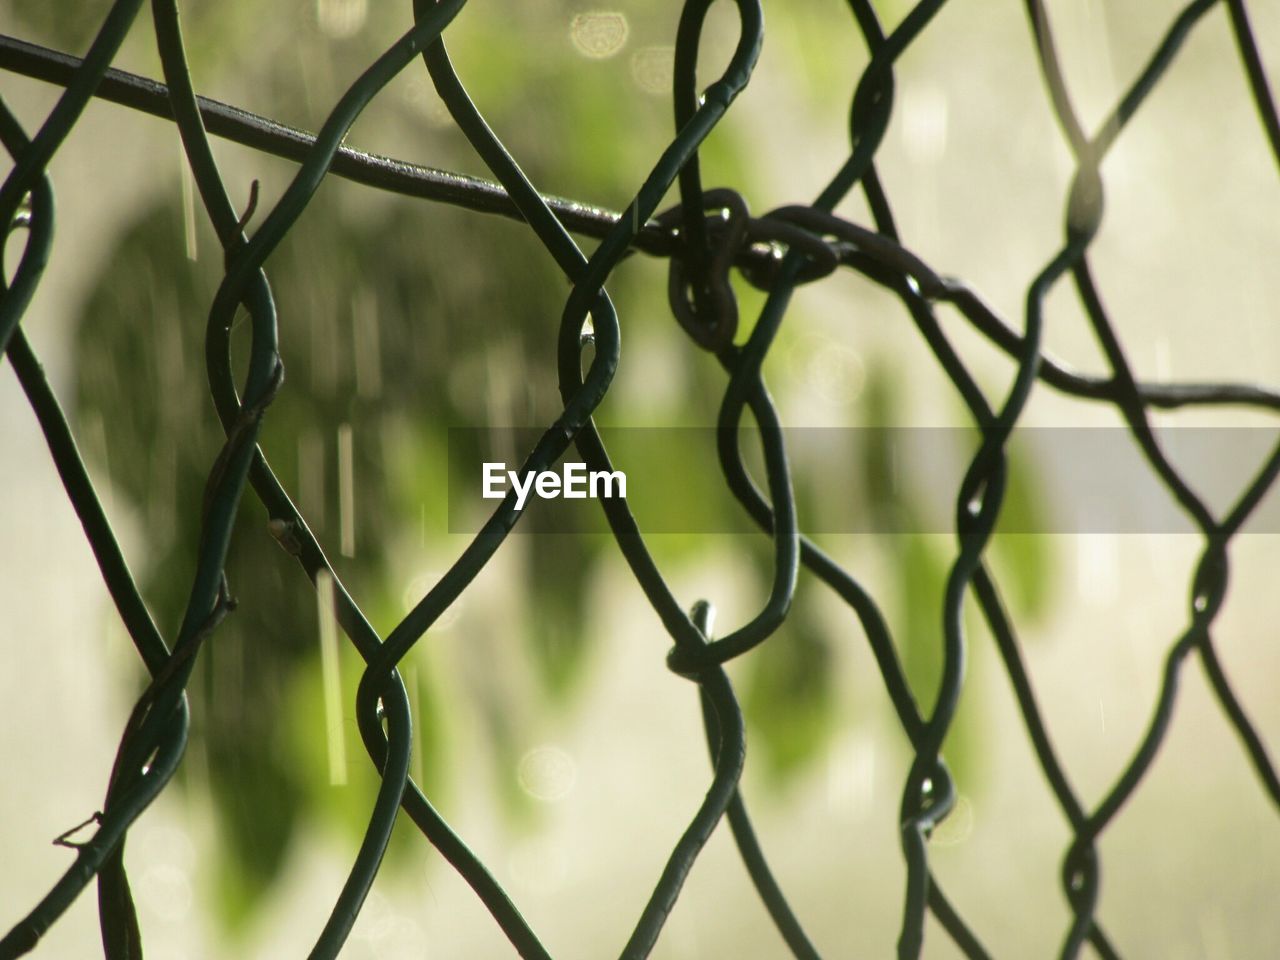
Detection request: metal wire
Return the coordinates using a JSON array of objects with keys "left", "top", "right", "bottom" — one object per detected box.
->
[{"left": 1, "top": 0, "right": 1278, "bottom": 957}]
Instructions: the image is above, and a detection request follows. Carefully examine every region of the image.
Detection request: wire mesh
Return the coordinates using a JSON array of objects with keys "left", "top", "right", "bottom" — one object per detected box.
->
[{"left": 1, "top": 0, "right": 1279, "bottom": 957}]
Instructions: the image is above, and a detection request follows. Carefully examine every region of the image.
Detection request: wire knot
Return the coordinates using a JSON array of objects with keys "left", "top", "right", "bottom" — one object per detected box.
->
[
  {"left": 665, "top": 599, "right": 719, "bottom": 681},
  {"left": 899, "top": 757, "right": 955, "bottom": 838},
  {"left": 739, "top": 207, "right": 840, "bottom": 291},
  {"left": 658, "top": 188, "right": 748, "bottom": 352},
  {"left": 1061, "top": 838, "right": 1100, "bottom": 913}
]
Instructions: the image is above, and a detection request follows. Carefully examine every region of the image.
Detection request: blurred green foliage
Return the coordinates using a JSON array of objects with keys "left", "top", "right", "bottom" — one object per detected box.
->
[{"left": 34, "top": 0, "right": 1057, "bottom": 933}]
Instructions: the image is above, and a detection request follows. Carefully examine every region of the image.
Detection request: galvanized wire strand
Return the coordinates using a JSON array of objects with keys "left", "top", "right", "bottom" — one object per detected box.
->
[
  {"left": 0, "top": 116, "right": 177, "bottom": 958},
  {"left": 0, "top": 98, "right": 52, "bottom": 369},
  {"left": 0, "top": 0, "right": 142, "bottom": 358},
  {"left": 0, "top": 324, "right": 168, "bottom": 682},
  {"left": 409, "top": 20, "right": 819, "bottom": 957},
  {"left": 970, "top": 566, "right": 1121, "bottom": 960},
  {"left": 208, "top": 380, "right": 556, "bottom": 958},
  {"left": 2, "top": 0, "right": 279, "bottom": 942},
  {"left": 663, "top": 0, "right": 987, "bottom": 953},
  {"left": 0, "top": 20, "right": 203, "bottom": 958},
  {"left": 0, "top": 32, "right": 665, "bottom": 255},
  {"left": 365, "top": 5, "right": 775, "bottom": 956},
  {"left": 9, "top": 35, "right": 1280, "bottom": 420},
  {"left": 661, "top": 0, "right": 993, "bottom": 951},
  {"left": 618, "top": 629, "right": 746, "bottom": 960},
  {"left": 422, "top": 47, "right": 766, "bottom": 960},
  {"left": 167, "top": 1, "right": 473, "bottom": 953},
  {"left": 834, "top": 5, "right": 1102, "bottom": 955},
  {"left": 203, "top": 1, "right": 469, "bottom": 947},
  {"left": 810, "top": 4, "right": 1005, "bottom": 956},
  {"left": 681, "top": 206, "right": 969, "bottom": 959},
  {"left": 858, "top": 212, "right": 995, "bottom": 958},
  {"left": 696, "top": 671, "right": 823, "bottom": 960},
  {"left": 665, "top": 0, "right": 937, "bottom": 678},
  {"left": 408, "top": 7, "right": 816, "bottom": 956},
  {"left": 1225, "top": 0, "right": 1280, "bottom": 165},
  {"left": 144, "top": 7, "right": 464, "bottom": 957},
  {"left": 1018, "top": 1, "right": 1280, "bottom": 956}
]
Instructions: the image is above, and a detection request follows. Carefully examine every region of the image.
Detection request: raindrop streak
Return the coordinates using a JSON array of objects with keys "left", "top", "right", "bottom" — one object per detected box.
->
[
  {"left": 338, "top": 422, "right": 356, "bottom": 557},
  {"left": 316, "top": 0, "right": 368, "bottom": 39},
  {"left": 316, "top": 569, "right": 348, "bottom": 786},
  {"left": 826, "top": 735, "right": 876, "bottom": 819},
  {"left": 178, "top": 138, "right": 197, "bottom": 261},
  {"left": 352, "top": 289, "right": 383, "bottom": 399},
  {"left": 901, "top": 84, "right": 949, "bottom": 166},
  {"left": 298, "top": 428, "right": 325, "bottom": 529}
]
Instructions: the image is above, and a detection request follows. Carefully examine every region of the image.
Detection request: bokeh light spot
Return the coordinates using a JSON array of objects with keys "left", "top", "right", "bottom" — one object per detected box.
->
[
  {"left": 631, "top": 45, "right": 675, "bottom": 94},
  {"left": 517, "top": 745, "right": 577, "bottom": 802},
  {"left": 570, "top": 12, "right": 629, "bottom": 59}
]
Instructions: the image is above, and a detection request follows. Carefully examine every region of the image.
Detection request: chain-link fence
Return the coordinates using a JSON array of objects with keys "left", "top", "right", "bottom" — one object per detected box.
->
[{"left": 2, "top": 0, "right": 1279, "bottom": 957}]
